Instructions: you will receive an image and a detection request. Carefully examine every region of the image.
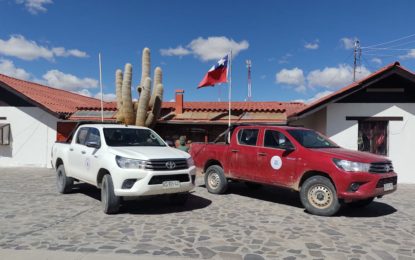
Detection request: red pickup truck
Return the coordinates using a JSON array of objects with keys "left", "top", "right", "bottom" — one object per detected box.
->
[{"left": 191, "top": 125, "right": 397, "bottom": 216}]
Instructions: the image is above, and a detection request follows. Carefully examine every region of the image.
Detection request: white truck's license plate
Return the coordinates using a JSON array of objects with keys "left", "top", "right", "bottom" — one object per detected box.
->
[
  {"left": 384, "top": 183, "right": 394, "bottom": 191},
  {"left": 162, "top": 181, "right": 180, "bottom": 189}
]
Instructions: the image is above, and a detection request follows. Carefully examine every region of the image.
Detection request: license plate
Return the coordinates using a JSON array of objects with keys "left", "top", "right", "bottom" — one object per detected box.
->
[
  {"left": 384, "top": 183, "right": 394, "bottom": 191},
  {"left": 162, "top": 180, "right": 180, "bottom": 189}
]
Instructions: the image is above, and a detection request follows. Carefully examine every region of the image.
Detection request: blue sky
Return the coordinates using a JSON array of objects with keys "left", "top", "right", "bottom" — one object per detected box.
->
[{"left": 1, "top": 0, "right": 415, "bottom": 103}]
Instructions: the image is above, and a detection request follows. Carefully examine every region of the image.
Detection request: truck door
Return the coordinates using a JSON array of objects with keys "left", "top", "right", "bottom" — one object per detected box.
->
[
  {"left": 229, "top": 128, "right": 259, "bottom": 181},
  {"left": 256, "top": 129, "right": 297, "bottom": 185},
  {"left": 68, "top": 127, "right": 89, "bottom": 180},
  {"left": 82, "top": 127, "right": 102, "bottom": 184}
]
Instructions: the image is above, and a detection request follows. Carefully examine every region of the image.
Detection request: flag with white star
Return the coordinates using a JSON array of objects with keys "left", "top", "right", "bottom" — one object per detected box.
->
[{"left": 198, "top": 55, "right": 228, "bottom": 88}]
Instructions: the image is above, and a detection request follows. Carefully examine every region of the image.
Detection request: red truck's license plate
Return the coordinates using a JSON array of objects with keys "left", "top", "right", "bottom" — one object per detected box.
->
[{"left": 384, "top": 183, "right": 394, "bottom": 191}]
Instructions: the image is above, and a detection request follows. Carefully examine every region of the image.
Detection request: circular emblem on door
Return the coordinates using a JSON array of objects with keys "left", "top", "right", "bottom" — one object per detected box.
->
[
  {"left": 166, "top": 161, "right": 176, "bottom": 169},
  {"left": 270, "top": 156, "right": 282, "bottom": 170}
]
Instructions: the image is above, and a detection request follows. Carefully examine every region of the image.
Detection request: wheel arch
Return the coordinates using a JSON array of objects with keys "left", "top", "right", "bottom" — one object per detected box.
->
[
  {"left": 298, "top": 170, "right": 336, "bottom": 191},
  {"left": 55, "top": 158, "right": 64, "bottom": 168},
  {"left": 203, "top": 159, "right": 223, "bottom": 173},
  {"left": 97, "top": 168, "right": 111, "bottom": 188}
]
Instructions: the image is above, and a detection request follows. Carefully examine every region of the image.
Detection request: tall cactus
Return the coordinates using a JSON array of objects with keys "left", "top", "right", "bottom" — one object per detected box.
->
[{"left": 115, "top": 47, "right": 164, "bottom": 128}]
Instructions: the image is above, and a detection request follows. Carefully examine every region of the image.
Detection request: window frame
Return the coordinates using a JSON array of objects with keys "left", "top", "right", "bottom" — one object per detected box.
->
[
  {"left": 84, "top": 127, "right": 101, "bottom": 148},
  {"left": 236, "top": 128, "right": 260, "bottom": 147},
  {"left": 0, "top": 123, "right": 11, "bottom": 145},
  {"left": 357, "top": 120, "right": 389, "bottom": 156},
  {"left": 263, "top": 129, "right": 294, "bottom": 150},
  {"left": 75, "top": 127, "right": 90, "bottom": 146}
]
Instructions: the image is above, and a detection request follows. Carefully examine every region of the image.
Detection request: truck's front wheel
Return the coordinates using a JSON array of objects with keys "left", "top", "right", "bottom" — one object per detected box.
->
[
  {"left": 56, "top": 164, "right": 73, "bottom": 194},
  {"left": 101, "top": 174, "right": 121, "bottom": 214},
  {"left": 300, "top": 176, "right": 341, "bottom": 216},
  {"left": 205, "top": 165, "right": 228, "bottom": 194}
]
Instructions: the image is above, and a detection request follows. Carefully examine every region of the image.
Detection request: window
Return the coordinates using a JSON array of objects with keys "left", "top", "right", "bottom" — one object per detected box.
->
[
  {"left": 237, "top": 129, "right": 259, "bottom": 146},
  {"left": 85, "top": 128, "right": 101, "bottom": 146},
  {"left": 264, "top": 130, "right": 293, "bottom": 149},
  {"left": 0, "top": 123, "right": 10, "bottom": 145},
  {"left": 76, "top": 128, "right": 89, "bottom": 145},
  {"left": 103, "top": 128, "right": 166, "bottom": 147},
  {"left": 358, "top": 121, "right": 388, "bottom": 155},
  {"left": 287, "top": 129, "right": 339, "bottom": 148}
]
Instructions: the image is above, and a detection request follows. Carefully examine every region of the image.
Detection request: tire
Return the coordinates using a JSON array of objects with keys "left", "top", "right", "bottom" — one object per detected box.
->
[
  {"left": 347, "top": 197, "right": 374, "bottom": 208},
  {"left": 205, "top": 165, "right": 228, "bottom": 194},
  {"left": 169, "top": 192, "right": 190, "bottom": 205},
  {"left": 56, "top": 164, "right": 73, "bottom": 194},
  {"left": 300, "top": 176, "right": 341, "bottom": 216},
  {"left": 245, "top": 182, "right": 262, "bottom": 190},
  {"left": 101, "top": 174, "right": 121, "bottom": 214}
]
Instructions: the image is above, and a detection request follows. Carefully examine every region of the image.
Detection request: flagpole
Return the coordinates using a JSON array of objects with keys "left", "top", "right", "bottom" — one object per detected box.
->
[
  {"left": 99, "top": 53, "right": 104, "bottom": 122},
  {"left": 228, "top": 50, "right": 232, "bottom": 128}
]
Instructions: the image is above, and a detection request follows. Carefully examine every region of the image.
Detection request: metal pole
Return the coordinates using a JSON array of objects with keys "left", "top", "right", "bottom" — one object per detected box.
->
[
  {"left": 228, "top": 50, "right": 232, "bottom": 128},
  {"left": 99, "top": 53, "right": 104, "bottom": 122}
]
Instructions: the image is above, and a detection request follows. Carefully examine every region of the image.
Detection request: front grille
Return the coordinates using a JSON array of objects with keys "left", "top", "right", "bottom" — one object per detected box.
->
[
  {"left": 376, "top": 176, "right": 397, "bottom": 188},
  {"left": 369, "top": 161, "right": 394, "bottom": 173},
  {"left": 148, "top": 174, "right": 190, "bottom": 185},
  {"left": 145, "top": 159, "right": 188, "bottom": 171}
]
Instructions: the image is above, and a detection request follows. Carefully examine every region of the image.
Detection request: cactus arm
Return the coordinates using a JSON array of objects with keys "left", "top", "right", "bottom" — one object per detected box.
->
[
  {"left": 136, "top": 77, "right": 151, "bottom": 126},
  {"left": 140, "top": 48, "right": 151, "bottom": 88},
  {"left": 121, "top": 63, "right": 135, "bottom": 125},
  {"left": 149, "top": 67, "right": 162, "bottom": 109},
  {"left": 115, "top": 69, "right": 124, "bottom": 122}
]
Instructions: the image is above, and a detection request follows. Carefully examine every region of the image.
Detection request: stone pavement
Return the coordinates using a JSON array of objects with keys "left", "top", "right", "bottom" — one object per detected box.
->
[{"left": 0, "top": 167, "right": 414, "bottom": 260}]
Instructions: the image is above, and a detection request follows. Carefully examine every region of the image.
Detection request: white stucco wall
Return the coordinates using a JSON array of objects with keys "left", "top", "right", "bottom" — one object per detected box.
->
[
  {"left": 0, "top": 107, "right": 57, "bottom": 168},
  {"left": 291, "top": 107, "right": 327, "bottom": 135},
  {"left": 326, "top": 103, "right": 415, "bottom": 183}
]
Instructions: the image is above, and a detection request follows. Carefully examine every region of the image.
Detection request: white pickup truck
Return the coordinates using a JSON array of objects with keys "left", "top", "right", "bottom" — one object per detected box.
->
[{"left": 51, "top": 124, "right": 196, "bottom": 214}]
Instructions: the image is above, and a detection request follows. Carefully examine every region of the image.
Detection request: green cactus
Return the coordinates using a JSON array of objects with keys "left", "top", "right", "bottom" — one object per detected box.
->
[
  {"left": 115, "top": 69, "right": 124, "bottom": 122},
  {"left": 115, "top": 47, "right": 164, "bottom": 128},
  {"left": 121, "top": 63, "right": 135, "bottom": 125}
]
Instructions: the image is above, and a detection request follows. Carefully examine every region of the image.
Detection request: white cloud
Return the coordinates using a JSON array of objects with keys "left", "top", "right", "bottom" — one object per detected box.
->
[
  {"left": 307, "top": 64, "right": 370, "bottom": 88},
  {"left": 371, "top": 58, "right": 382, "bottom": 65},
  {"left": 0, "top": 35, "right": 88, "bottom": 61},
  {"left": 160, "top": 46, "right": 191, "bottom": 57},
  {"left": 15, "top": 0, "right": 53, "bottom": 14},
  {"left": 295, "top": 90, "right": 333, "bottom": 104},
  {"left": 276, "top": 67, "right": 306, "bottom": 93},
  {"left": 260, "top": 75, "right": 266, "bottom": 80},
  {"left": 399, "top": 49, "right": 415, "bottom": 60},
  {"left": 0, "top": 58, "right": 31, "bottom": 80},
  {"left": 94, "top": 92, "right": 117, "bottom": 101},
  {"left": 72, "top": 89, "right": 92, "bottom": 97},
  {"left": 340, "top": 37, "right": 358, "bottom": 49},
  {"left": 39, "top": 70, "right": 98, "bottom": 91},
  {"left": 160, "top": 36, "right": 249, "bottom": 61},
  {"left": 304, "top": 39, "right": 319, "bottom": 50}
]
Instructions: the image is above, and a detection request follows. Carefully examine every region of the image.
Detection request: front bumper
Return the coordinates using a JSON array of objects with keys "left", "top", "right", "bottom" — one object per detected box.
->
[
  {"left": 112, "top": 166, "right": 196, "bottom": 197},
  {"left": 337, "top": 171, "right": 397, "bottom": 200}
]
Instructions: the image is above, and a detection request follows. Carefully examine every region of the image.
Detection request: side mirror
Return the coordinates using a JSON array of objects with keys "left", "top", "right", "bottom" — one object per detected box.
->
[{"left": 85, "top": 141, "right": 100, "bottom": 149}]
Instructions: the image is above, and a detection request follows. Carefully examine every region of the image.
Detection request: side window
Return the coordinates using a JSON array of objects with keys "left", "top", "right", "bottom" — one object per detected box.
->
[
  {"left": 264, "top": 130, "right": 293, "bottom": 149},
  {"left": 76, "top": 128, "right": 89, "bottom": 145},
  {"left": 237, "top": 129, "right": 259, "bottom": 146},
  {"left": 358, "top": 121, "right": 388, "bottom": 155},
  {"left": 85, "top": 128, "right": 101, "bottom": 145}
]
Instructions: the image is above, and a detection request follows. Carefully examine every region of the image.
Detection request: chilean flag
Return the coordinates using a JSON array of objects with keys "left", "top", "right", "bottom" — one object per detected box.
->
[{"left": 198, "top": 55, "right": 228, "bottom": 88}]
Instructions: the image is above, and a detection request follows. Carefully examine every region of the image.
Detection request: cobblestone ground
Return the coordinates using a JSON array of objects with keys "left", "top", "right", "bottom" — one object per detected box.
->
[{"left": 0, "top": 167, "right": 414, "bottom": 260}]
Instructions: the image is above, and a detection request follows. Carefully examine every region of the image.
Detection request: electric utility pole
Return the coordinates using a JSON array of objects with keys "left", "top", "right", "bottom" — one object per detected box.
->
[{"left": 245, "top": 60, "right": 252, "bottom": 101}]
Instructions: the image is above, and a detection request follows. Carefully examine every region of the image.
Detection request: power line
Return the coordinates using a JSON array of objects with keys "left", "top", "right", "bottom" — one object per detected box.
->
[{"left": 361, "top": 33, "right": 415, "bottom": 49}]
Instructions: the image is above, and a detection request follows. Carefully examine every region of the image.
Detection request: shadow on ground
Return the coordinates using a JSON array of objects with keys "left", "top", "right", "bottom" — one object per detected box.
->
[
  {"left": 70, "top": 183, "right": 212, "bottom": 214},
  {"left": 336, "top": 201, "right": 397, "bottom": 217}
]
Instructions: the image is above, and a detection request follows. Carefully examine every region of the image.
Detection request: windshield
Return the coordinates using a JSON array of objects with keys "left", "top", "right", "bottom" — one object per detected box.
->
[
  {"left": 287, "top": 129, "right": 339, "bottom": 148},
  {"left": 103, "top": 128, "right": 166, "bottom": 147}
]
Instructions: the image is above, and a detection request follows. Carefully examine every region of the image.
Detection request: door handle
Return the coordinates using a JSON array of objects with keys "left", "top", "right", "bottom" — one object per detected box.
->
[
  {"left": 81, "top": 151, "right": 86, "bottom": 154},
  {"left": 69, "top": 148, "right": 74, "bottom": 151},
  {"left": 231, "top": 149, "right": 239, "bottom": 153},
  {"left": 258, "top": 152, "right": 267, "bottom": 156}
]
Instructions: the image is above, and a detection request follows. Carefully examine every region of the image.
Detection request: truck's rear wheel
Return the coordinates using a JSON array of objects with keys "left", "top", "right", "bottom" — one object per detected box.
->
[
  {"left": 56, "top": 164, "right": 73, "bottom": 194},
  {"left": 205, "top": 165, "right": 228, "bottom": 194},
  {"left": 101, "top": 174, "right": 120, "bottom": 214},
  {"left": 300, "top": 176, "right": 340, "bottom": 216}
]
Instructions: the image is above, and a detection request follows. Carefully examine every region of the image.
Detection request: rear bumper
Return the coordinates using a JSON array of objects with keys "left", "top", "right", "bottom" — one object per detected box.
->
[
  {"left": 112, "top": 166, "right": 196, "bottom": 197},
  {"left": 337, "top": 172, "right": 397, "bottom": 200}
]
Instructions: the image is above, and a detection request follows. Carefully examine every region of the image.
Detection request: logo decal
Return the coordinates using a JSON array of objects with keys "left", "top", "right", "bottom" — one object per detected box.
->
[
  {"left": 270, "top": 156, "right": 282, "bottom": 170},
  {"left": 165, "top": 161, "right": 176, "bottom": 169}
]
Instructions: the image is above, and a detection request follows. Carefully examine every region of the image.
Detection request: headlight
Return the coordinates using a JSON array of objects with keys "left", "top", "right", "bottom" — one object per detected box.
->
[
  {"left": 332, "top": 158, "right": 370, "bottom": 172},
  {"left": 187, "top": 157, "right": 194, "bottom": 167},
  {"left": 116, "top": 155, "right": 148, "bottom": 169}
]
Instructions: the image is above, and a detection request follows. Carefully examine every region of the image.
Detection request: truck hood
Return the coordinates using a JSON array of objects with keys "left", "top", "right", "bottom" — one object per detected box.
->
[
  {"left": 108, "top": 146, "right": 190, "bottom": 160},
  {"left": 310, "top": 148, "right": 389, "bottom": 163}
]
